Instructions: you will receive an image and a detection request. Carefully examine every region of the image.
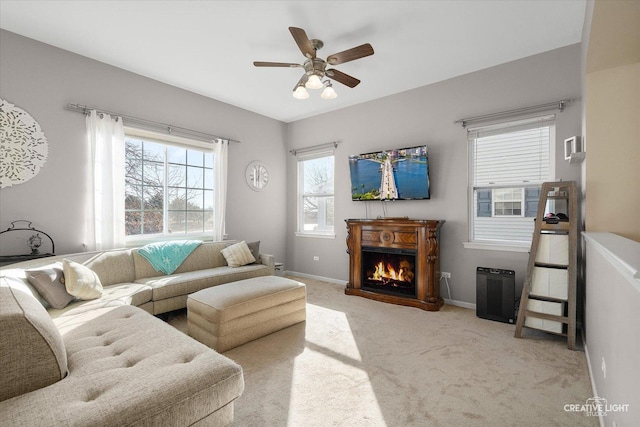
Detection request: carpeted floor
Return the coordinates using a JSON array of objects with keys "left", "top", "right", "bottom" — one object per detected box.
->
[{"left": 167, "top": 276, "right": 597, "bottom": 427}]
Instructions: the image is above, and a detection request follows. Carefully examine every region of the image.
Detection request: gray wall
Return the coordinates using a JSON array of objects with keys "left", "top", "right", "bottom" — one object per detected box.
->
[
  {"left": 1, "top": 29, "right": 583, "bottom": 306},
  {"left": 285, "top": 44, "right": 583, "bottom": 305},
  {"left": 0, "top": 30, "right": 288, "bottom": 261}
]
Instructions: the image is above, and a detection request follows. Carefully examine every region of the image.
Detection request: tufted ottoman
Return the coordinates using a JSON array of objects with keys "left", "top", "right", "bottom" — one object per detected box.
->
[{"left": 187, "top": 276, "right": 306, "bottom": 352}]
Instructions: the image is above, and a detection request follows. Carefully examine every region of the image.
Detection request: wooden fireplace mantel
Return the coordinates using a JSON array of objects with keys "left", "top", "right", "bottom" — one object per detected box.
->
[{"left": 345, "top": 218, "right": 445, "bottom": 311}]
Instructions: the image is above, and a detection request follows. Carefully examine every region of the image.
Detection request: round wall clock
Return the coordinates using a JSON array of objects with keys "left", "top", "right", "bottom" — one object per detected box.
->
[
  {"left": 0, "top": 98, "right": 49, "bottom": 188},
  {"left": 245, "top": 161, "right": 270, "bottom": 191}
]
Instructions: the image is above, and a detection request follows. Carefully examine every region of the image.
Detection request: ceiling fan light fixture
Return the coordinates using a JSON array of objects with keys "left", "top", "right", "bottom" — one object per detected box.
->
[
  {"left": 293, "top": 85, "right": 309, "bottom": 100},
  {"left": 305, "top": 74, "right": 323, "bottom": 90},
  {"left": 321, "top": 82, "right": 337, "bottom": 99},
  {"left": 255, "top": 27, "right": 374, "bottom": 100}
]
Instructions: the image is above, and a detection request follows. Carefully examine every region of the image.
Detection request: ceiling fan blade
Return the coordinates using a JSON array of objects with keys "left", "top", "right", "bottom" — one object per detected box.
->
[
  {"left": 289, "top": 27, "right": 316, "bottom": 59},
  {"left": 325, "top": 69, "right": 360, "bottom": 88},
  {"left": 327, "top": 43, "right": 374, "bottom": 65},
  {"left": 254, "top": 61, "right": 301, "bottom": 68}
]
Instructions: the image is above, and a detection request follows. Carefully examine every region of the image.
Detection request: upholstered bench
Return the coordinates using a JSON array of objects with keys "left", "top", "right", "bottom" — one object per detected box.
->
[{"left": 187, "top": 276, "right": 306, "bottom": 352}]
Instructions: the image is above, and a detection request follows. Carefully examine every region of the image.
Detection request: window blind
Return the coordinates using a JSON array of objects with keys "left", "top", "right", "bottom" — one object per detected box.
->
[{"left": 469, "top": 115, "right": 554, "bottom": 187}]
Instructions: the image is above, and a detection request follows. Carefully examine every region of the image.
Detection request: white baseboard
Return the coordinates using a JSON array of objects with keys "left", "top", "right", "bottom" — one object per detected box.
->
[
  {"left": 286, "top": 272, "right": 476, "bottom": 310},
  {"left": 582, "top": 332, "right": 605, "bottom": 427},
  {"left": 284, "top": 271, "right": 346, "bottom": 285},
  {"left": 444, "top": 299, "right": 476, "bottom": 310}
]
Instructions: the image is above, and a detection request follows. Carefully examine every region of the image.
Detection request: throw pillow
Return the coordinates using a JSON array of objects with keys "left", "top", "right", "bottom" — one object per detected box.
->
[
  {"left": 7, "top": 269, "right": 51, "bottom": 309},
  {"left": 247, "top": 240, "right": 260, "bottom": 264},
  {"left": 62, "top": 259, "right": 103, "bottom": 300},
  {"left": 26, "top": 263, "right": 75, "bottom": 309},
  {"left": 221, "top": 240, "right": 256, "bottom": 267}
]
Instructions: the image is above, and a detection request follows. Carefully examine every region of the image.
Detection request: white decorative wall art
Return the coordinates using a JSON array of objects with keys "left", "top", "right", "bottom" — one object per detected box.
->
[{"left": 0, "top": 98, "right": 49, "bottom": 188}]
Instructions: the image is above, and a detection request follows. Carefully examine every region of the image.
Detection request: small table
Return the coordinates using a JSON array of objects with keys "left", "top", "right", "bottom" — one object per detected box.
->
[
  {"left": 0, "top": 253, "right": 55, "bottom": 268},
  {"left": 0, "top": 220, "right": 56, "bottom": 267},
  {"left": 274, "top": 262, "right": 284, "bottom": 276}
]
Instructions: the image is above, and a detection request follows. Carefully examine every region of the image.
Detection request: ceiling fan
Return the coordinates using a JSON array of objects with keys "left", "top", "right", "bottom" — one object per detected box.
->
[{"left": 253, "top": 27, "right": 374, "bottom": 99}]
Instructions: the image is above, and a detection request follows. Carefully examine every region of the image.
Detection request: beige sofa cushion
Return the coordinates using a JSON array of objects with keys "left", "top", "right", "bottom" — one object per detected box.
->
[
  {"left": 189, "top": 276, "right": 307, "bottom": 323},
  {"left": 0, "top": 279, "right": 68, "bottom": 402},
  {"left": 136, "top": 264, "right": 272, "bottom": 301},
  {"left": 48, "top": 282, "right": 153, "bottom": 322},
  {"left": 0, "top": 305, "right": 244, "bottom": 426},
  {"left": 132, "top": 241, "right": 229, "bottom": 279},
  {"left": 83, "top": 249, "right": 135, "bottom": 286}
]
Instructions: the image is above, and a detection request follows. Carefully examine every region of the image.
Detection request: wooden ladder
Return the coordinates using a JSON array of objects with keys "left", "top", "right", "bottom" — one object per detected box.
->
[{"left": 515, "top": 181, "right": 578, "bottom": 350}]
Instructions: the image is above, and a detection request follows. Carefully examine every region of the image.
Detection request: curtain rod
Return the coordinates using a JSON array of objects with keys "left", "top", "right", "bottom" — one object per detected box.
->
[
  {"left": 290, "top": 141, "right": 340, "bottom": 156},
  {"left": 65, "top": 103, "right": 241, "bottom": 143},
  {"left": 454, "top": 99, "right": 574, "bottom": 128}
]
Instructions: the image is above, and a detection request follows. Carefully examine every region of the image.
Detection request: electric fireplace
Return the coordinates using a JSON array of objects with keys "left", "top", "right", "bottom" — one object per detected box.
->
[
  {"left": 361, "top": 247, "right": 417, "bottom": 297},
  {"left": 345, "top": 218, "right": 445, "bottom": 311}
]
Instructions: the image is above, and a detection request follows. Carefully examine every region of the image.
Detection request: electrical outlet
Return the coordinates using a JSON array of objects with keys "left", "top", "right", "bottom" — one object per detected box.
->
[
  {"left": 313, "top": 256, "right": 319, "bottom": 261},
  {"left": 601, "top": 357, "right": 606, "bottom": 379},
  {"left": 440, "top": 272, "right": 451, "bottom": 279}
]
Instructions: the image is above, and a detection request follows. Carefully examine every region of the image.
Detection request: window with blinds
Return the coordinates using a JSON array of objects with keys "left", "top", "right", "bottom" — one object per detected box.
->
[{"left": 468, "top": 115, "right": 555, "bottom": 247}]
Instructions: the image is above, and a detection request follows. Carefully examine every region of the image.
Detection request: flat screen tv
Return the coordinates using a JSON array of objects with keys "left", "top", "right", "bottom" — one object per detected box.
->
[{"left": 349, "top": 145, "right": 430, "bottom": 201}]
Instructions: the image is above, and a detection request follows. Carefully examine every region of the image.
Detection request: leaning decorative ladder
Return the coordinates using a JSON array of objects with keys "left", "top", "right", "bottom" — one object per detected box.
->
[{"left": 515, "top": 181, "right": 578, "bottom": 350}]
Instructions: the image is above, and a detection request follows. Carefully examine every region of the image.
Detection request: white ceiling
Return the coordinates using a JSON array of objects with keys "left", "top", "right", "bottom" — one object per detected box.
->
[{"left": 0, "top": 1, "right": 586, "bottom": 123}]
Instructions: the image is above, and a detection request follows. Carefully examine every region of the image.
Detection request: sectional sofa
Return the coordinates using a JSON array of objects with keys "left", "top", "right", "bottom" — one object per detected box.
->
[{"left": 0, "top": 240, "right": 275, "bottom": 426}]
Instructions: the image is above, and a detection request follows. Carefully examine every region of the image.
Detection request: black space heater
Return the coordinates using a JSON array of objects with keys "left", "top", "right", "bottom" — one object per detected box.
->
[{"left": 476, "top": 267, "right": 516, "bottom": 324}]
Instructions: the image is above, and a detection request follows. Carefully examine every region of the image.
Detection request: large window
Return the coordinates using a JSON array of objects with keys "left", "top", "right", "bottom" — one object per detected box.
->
[
  {"left": 124, "top": 130, "right": 215, "bottom": 239},
  {"left": 467, "top": 115, "right": 555, "bottom": 249},
  {"left": 297, "top": 151, "right": 335, "bottom": 237}
]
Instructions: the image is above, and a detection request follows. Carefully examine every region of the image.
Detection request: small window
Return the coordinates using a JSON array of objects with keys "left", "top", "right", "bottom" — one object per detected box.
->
[
  {"left": 297, "top": 151, "right": 335, "bottom": 237},
  {"left": 468, "top": 115, "right": 555, "bottom": 248},
  {"left": 124, "top": 129, "right": 215, "bottom": 239},
  {"left": 493, "top": 188, "right": 523, "bottom": 216}
]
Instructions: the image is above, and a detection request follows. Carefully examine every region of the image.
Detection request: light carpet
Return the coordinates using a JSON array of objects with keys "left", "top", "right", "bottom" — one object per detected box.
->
[{"left": 167, "top": 276, "right": 597, "bottom": 427}]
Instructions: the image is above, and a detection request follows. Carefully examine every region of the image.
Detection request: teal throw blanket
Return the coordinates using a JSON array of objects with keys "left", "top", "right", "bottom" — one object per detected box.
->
[{"left": 138, "top": 240, "right": 202, "bottom": 275}]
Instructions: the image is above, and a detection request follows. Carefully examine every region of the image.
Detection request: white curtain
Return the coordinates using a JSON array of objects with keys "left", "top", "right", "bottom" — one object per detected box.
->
[
  {"left": 85, "top": 110, "right": 125, "bottom": 250},
  {"left": 212, "top": 138, "right": 228, "bottom": 241}
]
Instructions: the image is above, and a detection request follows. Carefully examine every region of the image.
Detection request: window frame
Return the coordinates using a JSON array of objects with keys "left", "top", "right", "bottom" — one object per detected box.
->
[
  {"left": 464, "top": 115, "right": 556, "bottom": 252},
  {"left": 295, "top": 149, "right": 336, "bottom": 239},
  {"left": 124, "top": 127, "right": 216, "bottom": 245}
]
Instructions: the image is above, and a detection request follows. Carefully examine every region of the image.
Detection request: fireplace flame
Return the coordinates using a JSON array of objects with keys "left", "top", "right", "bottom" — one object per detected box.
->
[{"left": 371, "top": 261, "right": 410, "bottom": 283}]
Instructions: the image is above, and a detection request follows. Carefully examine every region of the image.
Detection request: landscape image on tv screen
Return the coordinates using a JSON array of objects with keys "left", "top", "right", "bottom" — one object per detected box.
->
[{"left": 349, "top": 145, "right": 430, "bottom": 201}]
